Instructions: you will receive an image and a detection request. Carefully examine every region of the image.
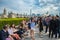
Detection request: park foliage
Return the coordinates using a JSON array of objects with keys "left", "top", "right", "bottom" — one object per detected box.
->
[{"left": 0, "top": 18, "right": 28, "bottom": 30}]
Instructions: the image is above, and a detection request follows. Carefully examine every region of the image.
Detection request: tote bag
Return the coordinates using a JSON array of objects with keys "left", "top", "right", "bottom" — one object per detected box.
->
[{"left": 6, "top": 38, "right": 11, "bottom": 40}]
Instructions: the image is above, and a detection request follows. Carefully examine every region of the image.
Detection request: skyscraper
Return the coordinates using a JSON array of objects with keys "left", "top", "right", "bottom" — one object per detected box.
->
[{"left": 3, "top": 8, "right": 6, "bottom": 15}]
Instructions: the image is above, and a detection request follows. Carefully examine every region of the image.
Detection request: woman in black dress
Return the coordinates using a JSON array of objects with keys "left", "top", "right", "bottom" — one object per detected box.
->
[{"left": 38, "top": 17, "right": 43, "bottom": 35}]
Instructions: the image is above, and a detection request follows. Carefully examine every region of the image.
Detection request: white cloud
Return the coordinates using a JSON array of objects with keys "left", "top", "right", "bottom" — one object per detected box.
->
[{"left": 0, "top": 0, "right": 60, "bottom": 15}]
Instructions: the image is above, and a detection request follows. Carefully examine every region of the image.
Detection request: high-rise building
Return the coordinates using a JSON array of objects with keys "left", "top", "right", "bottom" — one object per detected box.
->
[{"left": 3, "top": 8, "right": 6, "bottom": 15}]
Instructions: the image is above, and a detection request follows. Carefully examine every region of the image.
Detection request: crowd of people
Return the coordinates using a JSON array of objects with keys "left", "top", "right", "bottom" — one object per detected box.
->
[{"left": 0, "top": 15, "right": 60, "bottom": 40}]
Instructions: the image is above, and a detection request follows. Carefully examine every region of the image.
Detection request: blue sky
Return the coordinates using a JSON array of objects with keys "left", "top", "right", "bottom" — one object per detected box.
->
[{"left": 0, "top": 0, "right": 60, "bottom": 14}]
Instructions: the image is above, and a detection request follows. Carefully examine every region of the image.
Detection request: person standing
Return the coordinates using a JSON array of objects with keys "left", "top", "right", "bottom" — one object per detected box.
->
[
  {"left": 38, "top": 17, "right": 43, "bottom": 35},
  {"left": 30, "top": 19, "right": 36, "bottom": 40},
  {"left": 49, "top": 16, "right": 58, "bottom": 38},
  {"left": 55, "top": 15, "right": 60, "bottom": 38},
  {"left": 59, "top": 16, "right": 60, "bottom": 38},
  {"left": 49, "top": 16, "right": 55, "bottom": 38},
  {"left": 45, "top": 16, "right": 51, "bottom": 33}
]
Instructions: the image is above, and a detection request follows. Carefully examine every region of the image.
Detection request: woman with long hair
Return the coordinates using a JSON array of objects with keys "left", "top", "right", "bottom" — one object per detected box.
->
[
  {"left": 8, "top": 23, "right": 16, "bottom": 35},
  {"left": 30, "top": 19, "right": 36, "bottom": 40},
  {"left": 38, "top": 17, "right": 43, "bottom": 36},
  {"left": 8, "top": 23, "right": 20, "bottom": 40}
]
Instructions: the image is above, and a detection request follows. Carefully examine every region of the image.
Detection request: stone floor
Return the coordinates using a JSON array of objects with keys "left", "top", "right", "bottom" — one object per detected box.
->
[{"left": 25, "top": 27, "right": 60, "bottom": 40}]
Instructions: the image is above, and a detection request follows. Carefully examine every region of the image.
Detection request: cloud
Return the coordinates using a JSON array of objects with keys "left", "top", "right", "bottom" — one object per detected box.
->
[{"left": 0, "top": 0, "right": 60, "bottom": 14}]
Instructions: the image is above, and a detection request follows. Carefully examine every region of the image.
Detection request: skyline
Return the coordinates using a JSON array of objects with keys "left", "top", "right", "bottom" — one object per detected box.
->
[{"left": 0, "top": 0, "right": 60, "bottom": 15}]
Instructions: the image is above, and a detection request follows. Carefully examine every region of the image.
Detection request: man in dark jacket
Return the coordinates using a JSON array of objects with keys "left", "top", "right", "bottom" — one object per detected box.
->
[
  {"left": 55, "top": 15, "right": 60, "bottom": 38},
  {"left": 59, "top": 17, "right": 60, "bottom": 38},
  {"left": 0, "top": 26, "right": 9, "bottom": 40},
  {"left": 49, "top": 16, "right": 56, "bottom": 38}
]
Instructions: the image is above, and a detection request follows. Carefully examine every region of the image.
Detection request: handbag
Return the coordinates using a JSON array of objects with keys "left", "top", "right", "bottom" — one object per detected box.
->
[{"left": 6, "top": 38, "right": 11, "bottom": 40}]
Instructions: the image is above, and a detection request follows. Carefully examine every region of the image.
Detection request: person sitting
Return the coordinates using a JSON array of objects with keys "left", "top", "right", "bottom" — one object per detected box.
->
[
  {"left": 0, "top": 25, "right": 11, "bottom": 40},
  {"left": 8, "top": 23, "right": 20, "bottom": 40},
  {"left": 16, "top": 23, "right": 25, "bottom": 39}
]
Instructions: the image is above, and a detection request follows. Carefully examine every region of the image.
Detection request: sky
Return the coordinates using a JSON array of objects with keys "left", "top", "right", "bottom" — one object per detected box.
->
[{"left": 0, "top": 0, "right": 60, "bottom": 15}]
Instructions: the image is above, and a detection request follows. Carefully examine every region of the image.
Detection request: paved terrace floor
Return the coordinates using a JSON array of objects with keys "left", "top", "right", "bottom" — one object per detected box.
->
[{"left": 25, "top": 27, "right": 60, "bottom": 40}]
